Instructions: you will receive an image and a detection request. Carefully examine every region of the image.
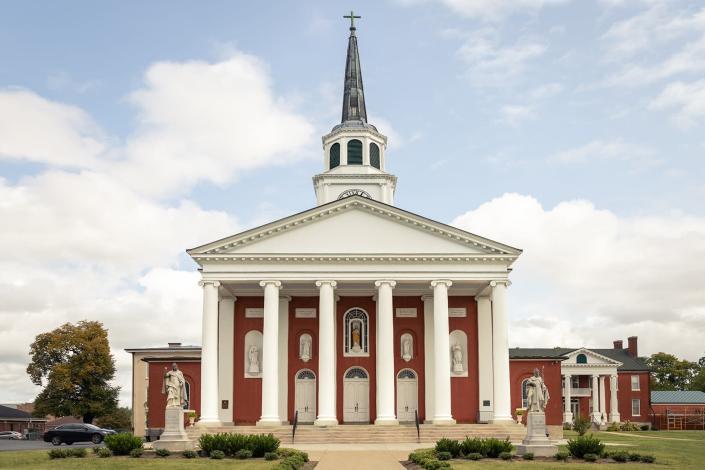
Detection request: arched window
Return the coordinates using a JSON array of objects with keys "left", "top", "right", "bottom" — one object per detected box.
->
[
  {"left": 297, "top": 369, "right": 316, "bottom": 380},
  {"left": 183, "top": 380, "right": 191, "bottom": 409},
  {"left": 397, "top": 369, "right": 416, "bottom": 380},
  {"left": 347, "top": 139, "right": 362, "bottom": 165},
  {"left": 576, "top": 354, "right": 587, "bottom": 364},
  {"left": 521, "top": 378, "right": 529, "bottom": 408},
  {"left": 337, "top": 189, "right": 371, "bottom": 199},
  {"left": 345, "top": 367, "right": 368, "bottom": 379},
  {"left": 370, "top": 143, "right": 380, "bottom": 169},
  {"left": 344, "top": 308, "right": 368, "bottom": 356},
  {"left": 330, "top": 143, "right": 340, "bottom": 169}
]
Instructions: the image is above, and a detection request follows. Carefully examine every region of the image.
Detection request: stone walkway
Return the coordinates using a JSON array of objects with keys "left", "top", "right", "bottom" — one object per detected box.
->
[{"left": 291, "top": 444, "right": 420, "bottom": 469}]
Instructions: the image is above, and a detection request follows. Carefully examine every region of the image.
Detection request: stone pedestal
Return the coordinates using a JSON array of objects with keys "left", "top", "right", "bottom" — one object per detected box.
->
[
  {"left": 154, "top": 407, "right": 194, "bottom": 452},
  {"left": 516, "top": 411, "right": 557, "bottom": 457}
]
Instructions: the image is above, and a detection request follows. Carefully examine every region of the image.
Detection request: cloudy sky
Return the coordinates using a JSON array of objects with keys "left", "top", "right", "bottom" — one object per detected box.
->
[{"left": 1, "top": 0, "right": 705, "bottom": 405}]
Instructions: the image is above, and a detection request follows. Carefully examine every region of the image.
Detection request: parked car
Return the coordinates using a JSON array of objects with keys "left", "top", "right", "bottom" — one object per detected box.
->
[
  {"left": 43, "top": 423, "right": 117, "bottom": 445},
  {"left": 0, "top": 431, "right": 23, "bottom": 440}
]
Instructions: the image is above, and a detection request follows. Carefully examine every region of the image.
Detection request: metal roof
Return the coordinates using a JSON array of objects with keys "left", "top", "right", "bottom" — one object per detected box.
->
[
  {"left": 509, "top": 347, "right": 649, "bottom": 371},
  {"left": 651, "top": 390, "right": 705, "bottom": 404},
  {"left": 340, "top": 19, "right": 368, "bottom": 126}
]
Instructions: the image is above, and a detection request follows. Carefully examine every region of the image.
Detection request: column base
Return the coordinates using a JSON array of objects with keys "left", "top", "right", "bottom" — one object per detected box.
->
[
  {"left": 256, "top": 418, "right": 283, "bottom": 427},
  {"left": 432, "top": 417, "right": 456, "bottom": 425},
  {"left": 563, "top": 412, "right": 573, "bottom": 424},
  {"left": 314, "top": 417, "right": 338, "bottom": 427},
  {"left": 478, "top": 410, "right": 494, "bottom": 423},
  {"left": 374, "top": 417, "right": 399, "bottom": 426},
  {"left": 591, "top": 413, "right": 602, "bottom": 424},
  {"left": 609, "top": 413, "right": 620, "bottom": 423}
]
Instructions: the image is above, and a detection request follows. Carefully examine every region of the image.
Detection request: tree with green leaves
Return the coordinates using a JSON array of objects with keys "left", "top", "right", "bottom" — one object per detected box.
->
[
  {"left": 27, "top": 320, "right": 119, "bottom": 423},
  {"left": 646, "top": 352, "right": 699, "bottom": 391},
  {"left": 692, "top": 354, "right": 705, "bottom": 393},
  {"left": 95, "top": 406, "right": 131, "bottom": 431}
]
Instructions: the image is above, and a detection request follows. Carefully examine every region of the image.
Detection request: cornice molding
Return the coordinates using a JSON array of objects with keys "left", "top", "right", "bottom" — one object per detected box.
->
[{"left": 191, "top": 254, "right": 518, "bottom": 264}]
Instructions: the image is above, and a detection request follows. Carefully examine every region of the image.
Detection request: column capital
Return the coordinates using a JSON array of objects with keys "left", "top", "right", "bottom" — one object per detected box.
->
[
  {"left": 279, "top": 295, "right": 292, "bottom": 302},
  {"left": 315, "top": 280, "right": 337, "bottom": 288},
  {"left": 563, "top": 373, "right": 572, "bottom": 378},
  {"left": 421, "top": 294, "right": 434, "bottom": 302},
  {"left": 592, "top": 373, "right": 600, "bottom": 378},
  {"left": 259, "top": 280, "right": 282, "bottom": 288},
  {"left": 199, "top": 280, "right": 221, "bottom": 288},
  {"left": 490, "top": 280, "right": 511, "bottom": 288},
  {"left": 430, "top": 279, "right": 452, "bottom": 288},
  {"left": 374, "top": 280, "right": 397, "bottom": 288}
]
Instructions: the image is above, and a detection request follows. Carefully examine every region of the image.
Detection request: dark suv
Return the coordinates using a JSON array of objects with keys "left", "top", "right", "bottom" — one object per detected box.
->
[{"left": 43, "top": 423, "right": 116, "bottom": 445}]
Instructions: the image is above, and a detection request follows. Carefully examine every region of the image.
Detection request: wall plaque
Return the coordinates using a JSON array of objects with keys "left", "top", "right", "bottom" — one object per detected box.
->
[
  {"left": 395, "top": 308, "right": 417, "bottom": 318},
  {"left": 295, "top": 308, "right": 316, "bottom": 318}
]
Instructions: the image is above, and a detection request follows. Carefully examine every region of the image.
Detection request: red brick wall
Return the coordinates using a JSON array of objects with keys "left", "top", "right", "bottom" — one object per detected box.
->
[
  {"left": 509, "top": 359, "right": 563, "bottom": 425},
  {"left": 652, "top": 404, "right": 705, "bottom": 414},
  {"left": 393, "top": 296, "right": 426, "bottom": 422},
  {"left": 146, "top": 361, "right": 201, "bottom": 428},
  {"left": 0, "top": 421, "right": 46, "bottom": 433},
  {"left": 287, "top": 296, "right": 319, "bottom": 422},
  {"left": 616, "top": 372, "right": 650, "bottom": 422},
  {"left": 449, "top": 296, "right": 479, "bottom": 423},
  {"left": 232, "top": 296, "right": 264, "bottom": 424}
]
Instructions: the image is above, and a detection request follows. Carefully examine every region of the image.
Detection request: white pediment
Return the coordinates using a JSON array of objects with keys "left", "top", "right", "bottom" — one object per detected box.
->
[
  {"left": 188, "top": 196, "right": 521, "bottom": 263},
  {"left": 563, "top": 348, "right": 622, "bottom": 367}
]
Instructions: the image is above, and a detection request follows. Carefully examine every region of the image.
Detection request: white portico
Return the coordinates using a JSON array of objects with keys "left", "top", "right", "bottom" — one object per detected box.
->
[{"left": 186, "top": 15, "right": 522, "bottom": 428}]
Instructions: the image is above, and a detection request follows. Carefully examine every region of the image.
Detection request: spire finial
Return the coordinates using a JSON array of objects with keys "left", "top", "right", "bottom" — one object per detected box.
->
[{"left": 343, "top": 10, "right": 361, "bottom": 34}]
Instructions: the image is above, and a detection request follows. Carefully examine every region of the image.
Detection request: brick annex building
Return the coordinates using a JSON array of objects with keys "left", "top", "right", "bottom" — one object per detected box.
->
[{"left": 126, "top": 20, "right": 651, "bottom": 439}]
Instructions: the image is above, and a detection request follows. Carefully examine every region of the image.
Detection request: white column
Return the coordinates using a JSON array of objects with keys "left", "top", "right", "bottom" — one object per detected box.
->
[
  {"left": 476, "top": 295, "right": 494, "bottom": 422},
  {"left": 609, "top": 374, "right": 620, "bottom": 423},
  {"left": 198, "top": 280, "right": 220, "bottom": 425},
  {"left": 563, "top": 374, "right": 573, "bottom": 423},
  {"left": 599, "top": 375, "right": 607, "bottom": 424},
  {"left": 218, "top": 297, "right": 235, "bottom": 424},
  {"left": 315, "top": 280, "right": 338, "bottom": 426},
  {"left": 258, "top": 280, "right": 281, "bottom": 426},
  {"left": 591, "top": 374, "right": 600, "bottom": 423},
  {"left": 375, "top": 280, "right": 398, "bottom": 425},
  {"left": 431, "top": 280, "right": 455, "bottom": 424},
  {"left": 278, "top": 295, "right": 291, "bottom": 424},
  {"left": 422, "top": 295, "right": 435, "bottom": 423},
  {"left": 490, "top": 280, "right": 513, "bottom": 423}
]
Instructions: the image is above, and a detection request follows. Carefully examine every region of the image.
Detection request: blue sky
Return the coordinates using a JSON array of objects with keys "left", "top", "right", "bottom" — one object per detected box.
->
[{"left": 1, "top": 1, "right": 704, "bottom": 404}]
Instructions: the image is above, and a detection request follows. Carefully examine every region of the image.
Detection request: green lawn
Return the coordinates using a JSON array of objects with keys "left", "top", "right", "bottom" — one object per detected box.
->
[
  {"left": 0, "top": 451, "right": 275, "bottom": 469},
  {"left": 449, "top": 431, "right": 705, "bottom": 469}
]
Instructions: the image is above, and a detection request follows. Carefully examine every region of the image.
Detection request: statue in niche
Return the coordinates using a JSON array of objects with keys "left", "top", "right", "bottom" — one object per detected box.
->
[
  {"left": 300, "top": 335, "right": 312, "bottom": 362},
  {"left": 248, "top": 345, "right": 260, "bottom": 374},
  {"left": 402, "top": 336, "right": 412, "bottom": 362},
  {"left": 452, "top": 343, "right": 464, "bottom": 373},
  {"left": 525, "top": 368, "right": 550, "bottom": 412},
  {"left": 162, "top": 363, "right": 187, "bottom": 408},
  {"left": 351, "top": 323, "right": 362, "bottom": 352}
]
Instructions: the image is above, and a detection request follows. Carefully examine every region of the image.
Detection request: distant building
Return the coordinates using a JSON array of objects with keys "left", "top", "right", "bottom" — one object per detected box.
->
[
  {"left": 0, "top": 404, "right": 47, "bottom": 435},
  {"left": 651, "top": 390, "right": 705, "bottom": 430}
]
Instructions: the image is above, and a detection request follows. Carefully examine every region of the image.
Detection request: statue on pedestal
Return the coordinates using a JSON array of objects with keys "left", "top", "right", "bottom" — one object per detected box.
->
[
  {"left": 162, "top": 363, "right": 187, "bottom": 408},
  {"left": 517, "top": 368, "right": 557, "bottom": 457},
  {"left": 526, "top": 368, "right": 550, "bottom": 412}
]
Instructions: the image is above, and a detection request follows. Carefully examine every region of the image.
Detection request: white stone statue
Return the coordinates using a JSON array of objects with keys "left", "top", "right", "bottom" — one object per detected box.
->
[
  {"left": 300, "top": 335, "right": 312, "bottom": 362},
  {"left": 162, "top": 363, "right": 187, "bottom": 408},
  {"left": 248, "top": 345, "right": 260, "bottom": 374},
  {"left": 402, "top": 336, "right": 412, "bottom": 362},
  {"left": 452, "top": 343, "right": 464, "bottom": 373},
  {"left": 526, "top": 368, "right": 550, "bottom": 412}
]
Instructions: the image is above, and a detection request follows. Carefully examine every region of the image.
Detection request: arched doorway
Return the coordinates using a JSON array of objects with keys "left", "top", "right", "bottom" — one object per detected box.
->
[
  {"left": 295, "top": 369, "right": 316, "bottom": 424},
  {"left": 396, "top": 369, "right": 418, "bottom": 422},
  {"left": 343, "top": 367, "right": 370, "bottom": 423}
]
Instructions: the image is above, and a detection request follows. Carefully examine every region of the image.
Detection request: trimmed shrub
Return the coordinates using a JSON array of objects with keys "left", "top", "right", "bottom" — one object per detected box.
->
[
  {"left": 48, "top": 449, "right": 68, "bottom": 459},
  {"left": 182, "top": 450, "right": 198, "bottom": 459},
  {"left": 584, "top": 453, "right": 598, "bottom": 462},
  {"left": 274, "top": 448, "right": 309, "bottom": 470},
  {"left": 466, "top": 452, "right": 483, "bottom": 460},
  {"left": 606, "top": 422, "right": 620, "bottom": 432},
  {"left": 104, "top": 433, "right": 143, "bottom": 456},
  {"left": 612, "top": 452, "right": 628, "bottom": 462},
  {"left": 97, "top": 448, "right": 112, "bottom": 458},
  {"left": 555, "top": 451, "right": 569, "bottom": 461},
  {"left": 235, "top": 449, "right": 253, "bottom": 459},
  {"left": 641, "top": 455, "right": 655, "bottom": 463},
  {"left": 619, "top": 421, "right": 639, "bottom": 431},
  {"left": 629, "top": 452, "right": 642, "bottom": 461},
  {"left": 460, "top": 437, "right": 485, "bottom": 456},
  {"left": 250, "top": 433, "right": 280, "bottom": 457},
  {"left": 435, "top": 438, "right": 461, "bottom": 458},
  {"left": 522, "top": 452, "right": 534, "bottom": 460},
  {"left": 567, "top": 434, "right": 605, "bottom": 459},
  {"left": 573, "top": 415, "right": 592, "bottom": 436},
  {"left": 265, "top": 452, "right": 279, "bottom": 460},
  {"left": 211, "top": 449, "right": 225, "bottom": 460},
  {"left": 483, "top": 437, "right": 514, "bottom": 458},
  {"left": 409, "top": 449, "right": 436, "bottom": 465},
  {"left": 499, "top": 451, "right": 512, "bottom": 460},
  {"left": 562, "top": 422, "right": 572, "bottom": 430},
  {"left": 67, "top": 448, "right": 87, "bottom": 458},
  {"left": 198, "top": 432, "right": 280, "bottom": 457},
  {"left": 155, "top": 448, "right": 170, "bottom": 457},
  {"left": 92, "top": 446, "right": 101, "bottom": 454},
  {"left": 129, "top": 448, "right": 143, "bottom": 458},
  {"left": 437, "top": 451, "right": 451, "bottom": 461}
]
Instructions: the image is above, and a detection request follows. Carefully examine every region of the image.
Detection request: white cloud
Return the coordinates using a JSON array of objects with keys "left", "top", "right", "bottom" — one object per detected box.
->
[
  {"left": 497, "top": 104, "right": 534, "bottom": 126},
  {"left": 551, "top": 139, "right": 656, "bottom": 164},
  {"left": 441, "top": 0, "right": 571, "bottom": 21},
  {"left": 452, "top": 193, "right": 705, "bottom": 360},
  {"left": 650, "top": 79, "right": 705, "bottom": 127}
]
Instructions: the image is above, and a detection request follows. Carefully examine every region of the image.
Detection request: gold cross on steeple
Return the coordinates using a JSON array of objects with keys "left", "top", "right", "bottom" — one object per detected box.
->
[{"left": 344, "top": 10, "right": 361, "bottom": 31}]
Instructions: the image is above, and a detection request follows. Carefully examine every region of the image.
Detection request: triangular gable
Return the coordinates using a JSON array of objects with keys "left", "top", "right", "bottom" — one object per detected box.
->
[
  {"left": 188, "top": 196, "right": 522, "bottom": 262},
  {"left": 564, "top": 348, "right": 623, "bottom": 367}
]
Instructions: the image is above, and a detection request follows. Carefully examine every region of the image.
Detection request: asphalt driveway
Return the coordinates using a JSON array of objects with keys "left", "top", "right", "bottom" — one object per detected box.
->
[{"left": 0, "top": 439, "right": 101, "bottom": 451}]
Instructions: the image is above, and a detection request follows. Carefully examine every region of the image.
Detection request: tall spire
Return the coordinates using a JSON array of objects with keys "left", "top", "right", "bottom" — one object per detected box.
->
[{"left": 341, "top": 11, "right": 367, "bottom": 124}]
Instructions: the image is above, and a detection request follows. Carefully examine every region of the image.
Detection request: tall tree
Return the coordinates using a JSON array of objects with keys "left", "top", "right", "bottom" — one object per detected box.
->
[
  {"left": 27, "top": 320, "right": 119, "bottom": 423},
  {"left": 693, "top": 354, "right": 705, "bottom": 393},
  {"left": 95, "top": 406, "right": 131, "bottom": 431},
  {"left": 646, "top": 352, "right": 698, "bottom": 391}
]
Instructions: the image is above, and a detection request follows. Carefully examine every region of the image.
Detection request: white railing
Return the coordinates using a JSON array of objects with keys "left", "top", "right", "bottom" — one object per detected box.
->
[{"left": 564, "top": 387, "right": 592, "bottom": 397}]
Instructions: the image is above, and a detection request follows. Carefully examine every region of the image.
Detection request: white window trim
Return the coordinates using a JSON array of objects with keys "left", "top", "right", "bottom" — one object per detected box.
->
[
  {"left": 632, "top": 398, "right": 641, "bottom": 416},
  {"left": 631, "top": 375, "right": 640, "bottom": 391},
  {"left": 521, "top": 378, "right": 529, "bottom": 409},
  {"left": 343, "top": 307, "right": 370, "bottom": 358}
]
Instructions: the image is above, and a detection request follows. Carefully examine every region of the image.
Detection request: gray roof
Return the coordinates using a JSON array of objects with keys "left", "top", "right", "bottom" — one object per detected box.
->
[
  {"left": 340, "top": 20, "right": 368, "bottom": 126},
  {"left": 509, "top": 347, "right": 649, "bottom": 371},
  {"left": 651, "top": 390, "right": 705, "bottom": 404},
  {"left": 0, "top": 404, "right": 36, "bottom": 420}
]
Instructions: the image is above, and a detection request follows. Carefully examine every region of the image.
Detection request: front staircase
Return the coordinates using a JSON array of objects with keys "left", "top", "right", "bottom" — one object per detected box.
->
[{"left": 186, "top": 423, "right": 526, "bottom": 445}]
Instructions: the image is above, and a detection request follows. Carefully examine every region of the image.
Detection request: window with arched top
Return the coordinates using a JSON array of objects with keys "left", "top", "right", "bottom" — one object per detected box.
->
[
  {"left": 347, "top": 139, "right": 362, "bottom": 165},
  {"left": 296, "top": 369, "right": 316, "bottom": 380},
  {"left": 345, "top": 367, "right": 368, "bottom": 379},
  {"left": 183, "top": 380, "right": 191, "bottom": 409},
  {"left": 344, "top": 308, "right": 368, "bottom": 356},
  {"left": 521, "top": 378, "right": 529, "bottom": 408},
  {"left": 576, "top": 354, "right": 588, "bottom": 364},
  {"left": 397, "top": 369, "right": 417, "bottom": 380},
  {"left": 330, "top": 143, "right": 340, "bottom": 169},
  {"left": 370, "top": 143, "right": 380, "bottom": 169},
  {"left": 338, "top": 189, "right": 371, "bottom": 199}
]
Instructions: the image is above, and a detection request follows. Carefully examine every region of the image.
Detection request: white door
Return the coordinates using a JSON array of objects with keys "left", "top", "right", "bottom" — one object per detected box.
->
[
  {"left": 295, "top": 370, "right": 316, "bottom": 423},
  {"left": 343, "top": 367, "right": 370, "bottom": 423},
  {"left": 396, "top": 369, "right": 418, "bottom": 422}
]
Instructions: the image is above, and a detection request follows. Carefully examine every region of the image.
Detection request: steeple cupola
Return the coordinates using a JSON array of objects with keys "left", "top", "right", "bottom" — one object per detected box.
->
[{"left": 313, "top": 12, "right": 397, "bottom": 206}]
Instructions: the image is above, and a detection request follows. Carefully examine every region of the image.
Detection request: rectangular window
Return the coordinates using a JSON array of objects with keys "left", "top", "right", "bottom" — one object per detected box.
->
[
  {"left": 631, "top": 375, "right": 640, "bottom": 391},
  {"left": 571, "top": 376, "right": 580, "bottom": 389},
  {"left": 632, "top": 399, "right": 641, "bottom": 416}
]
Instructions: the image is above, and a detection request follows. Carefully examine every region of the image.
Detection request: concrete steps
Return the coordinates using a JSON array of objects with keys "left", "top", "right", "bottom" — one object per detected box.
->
[{"left": 186, "top": 423, "right": 526, "bottom": 444}]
